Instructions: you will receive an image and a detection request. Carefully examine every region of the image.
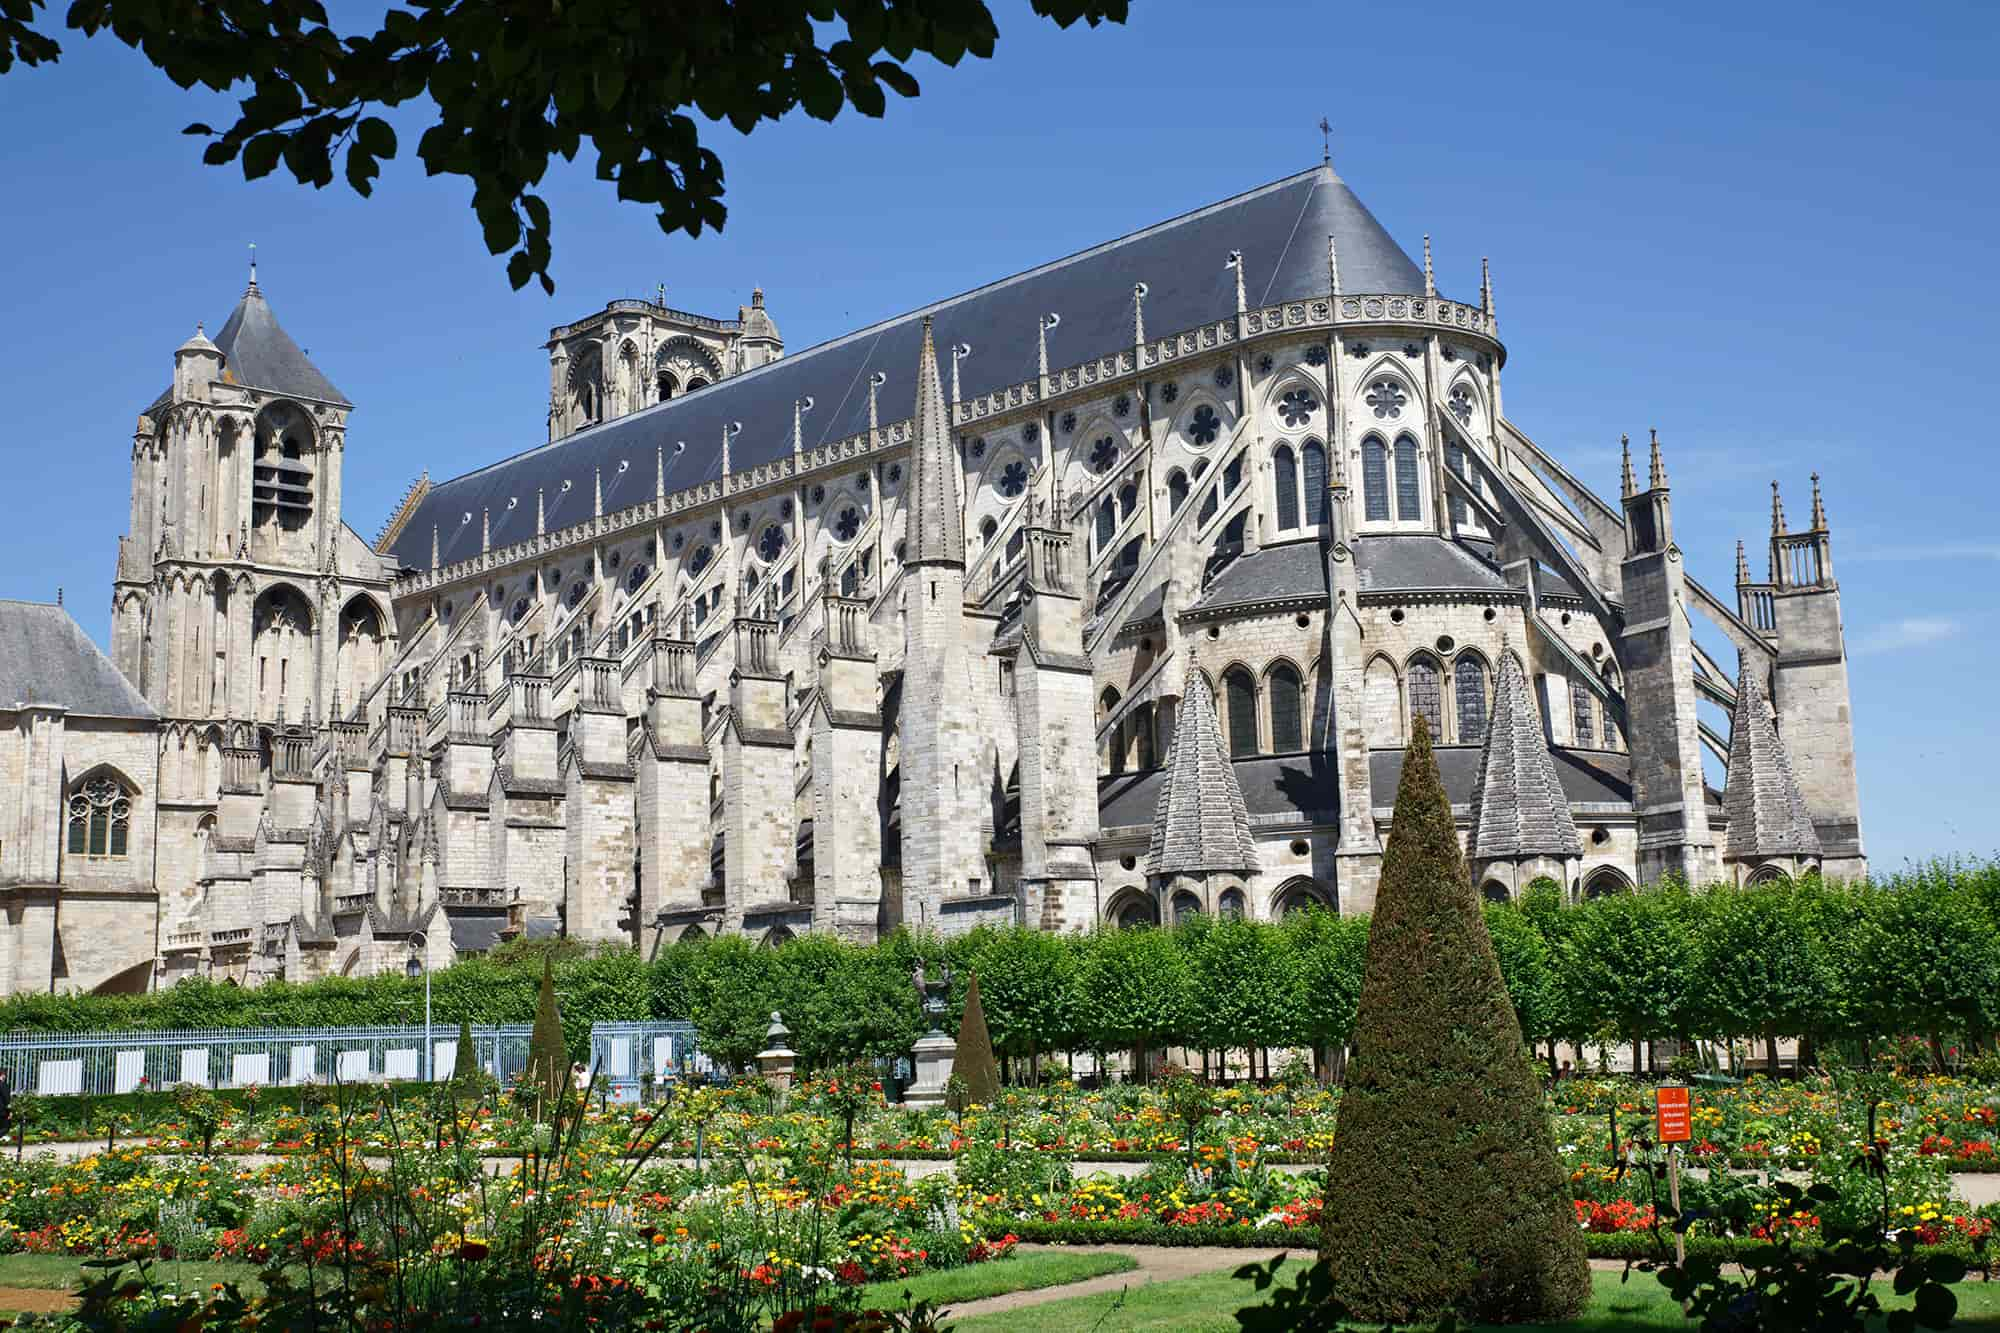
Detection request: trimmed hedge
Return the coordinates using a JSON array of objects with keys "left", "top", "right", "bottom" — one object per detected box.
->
[{"left": 6, "top": 861, "right": 2000, "bottom": 1074}]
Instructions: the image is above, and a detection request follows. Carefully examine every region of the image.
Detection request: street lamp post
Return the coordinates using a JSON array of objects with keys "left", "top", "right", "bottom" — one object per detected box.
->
[{"left": 406, "top": 934, "right": 432, "bottom": 1083}]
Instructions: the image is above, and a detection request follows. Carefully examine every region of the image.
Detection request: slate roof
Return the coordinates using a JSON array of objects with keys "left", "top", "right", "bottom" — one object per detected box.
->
[
  {"left": 1467, "top": 653, "right": 1582, "bottom": 858},
  {"left": 214, "top": 282, "right": 350, "bottom": 406},
  {"left": 389, "top": 165, "right": 1426, "bottom": 570},
  {"left": 1101, "top": 752, "right": 1341, "bottom": 829},
  {"left": 1353, "top": 534, "right": 1510, "bottom": 594},
  {"left": 1186, "top": 539, "right": 1326, "bottom": 616},
  {"left": 0, "top": 601, "right": 155, "bottom": 719},
  {"left": 1146, "top": 670, "right": 1259, "bottom": 875},
  {"left": 1721, "top": 651, "right": 1821, "bottom": 859}
]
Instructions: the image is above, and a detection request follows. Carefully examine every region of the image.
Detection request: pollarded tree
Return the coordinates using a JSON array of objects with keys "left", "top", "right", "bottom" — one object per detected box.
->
[
  {"left": 954, "top": 972, "right": 1001, "bottom": 1105},
  {"left": 1693, "top": 881, "right": 1831, "bottom": 1075},
  {"left": 962, "top": 927, "right": 1078, "bottom": 1081},
  {"left": 1484, "top": 900, "right": 1561, "bottom": 1066},
  {"left": 1073, "top": 922, "right": 1192, "bottom": 1082},
  {"left": 1318, "top": 716, "right": 1590, "bottom": 1324},
  {"left": 1187, "top": 914, "right": 1296, "bottom": 1079},
  {"left": 1562, "top": 884, "right": 1699, "bottom": 1068},
  {"left": 688, "top": 935, "right": 778, "bottom": 1072},
  {"left": 1284, "top": 906, "right": 1368, "bottom": 1077}
]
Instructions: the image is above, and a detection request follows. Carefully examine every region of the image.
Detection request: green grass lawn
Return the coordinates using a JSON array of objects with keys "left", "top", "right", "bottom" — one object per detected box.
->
[
  {"left": 946, "top": 1266, "right": 2000, "bottom": 1332},
  {"left": 856, "top": 1249, "right": 1137, "bottom": 1308}
]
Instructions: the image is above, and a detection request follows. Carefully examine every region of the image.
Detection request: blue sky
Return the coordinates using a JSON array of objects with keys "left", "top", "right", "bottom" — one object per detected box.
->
[{"left": 0, "top": 0, "right": 1990, "bottom": 870}]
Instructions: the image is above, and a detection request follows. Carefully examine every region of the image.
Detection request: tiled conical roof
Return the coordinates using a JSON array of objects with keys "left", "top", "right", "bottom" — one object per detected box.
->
[
  {"left": 1147, "top": 668, "right": 1259, "bottom": 877},
  {"left": 1722, "top": 651, "right": 1821, "bottom": 859},
  {"left": 1467, "top": 653, "right": 1582, "bottom": 860},
  {"left": 903, "top": 316, "right": 964, "bottom": 567}
]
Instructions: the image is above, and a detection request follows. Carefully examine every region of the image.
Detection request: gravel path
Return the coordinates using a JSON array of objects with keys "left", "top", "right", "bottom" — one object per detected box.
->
[{"left": 945, "top": 1244, "right": 1306, "bottom": 1320}]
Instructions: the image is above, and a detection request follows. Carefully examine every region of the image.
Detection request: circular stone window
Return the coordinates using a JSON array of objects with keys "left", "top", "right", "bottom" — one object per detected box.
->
[
  {"left": 1591, "top": 827, "right": 1611, "bottom": 846},
  {"left": 1389, "top": 608, "right": 1405, "bottom": 625},
  {"left": 1560, "top": 611, "right": 1573, "bottom": 626},
  {"left": 1290, "top": 839, "right": 1310, "bottom": 857},
  {"left": 1592, "top": 642, "right": 1605, "bottom": 659},
  {"left": 1206, "top": 625, "right": 1221, "bottom": 640},
  {"left": 1120, "top": 855, "right": 1137, "bottom": 871},
  {"left": 1296, "top": 613, "right": 1311, "bottom": 628},
  {"left": 1483, "top": 607, "right": 1497, "bottom": 622},
  {"left": 1436, "top": 635, "right": 1455, "bottom": 653}
]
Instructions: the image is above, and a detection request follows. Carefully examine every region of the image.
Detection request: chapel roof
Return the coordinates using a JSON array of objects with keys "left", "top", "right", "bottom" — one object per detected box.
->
[
  {"left": 212, "top": 280, "right": 351, "bottom": 406},
  {"left": 0, "top": 601, "right": 156, "bottom": 720},
  {"left": 388, "top": 164, "right": 1426, "bottom": 570}
]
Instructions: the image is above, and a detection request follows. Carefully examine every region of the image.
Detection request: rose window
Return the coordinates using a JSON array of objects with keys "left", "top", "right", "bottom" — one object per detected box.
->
[
  {"left": 1088, "top": 436, "right": 1119, "bottom": 474},
  {"left": 1366, "top": 379, "right": 1407, "bottom": 420},
  {"left": 1189, "top": 404, "right": 1222, "bottom": 446},
  {"left": 758, "top": 524, "right": 786, "bottom": 562},
  {"left": 997, "top": 460, "right": 1029, "bottom": 498},
  {"left": 1278, "top": 389, "right": 1318, "bottom": 429},
  {"left": 833, "top": 506, "right": 861, "bottom": 542},
  {"left": 1449, "top": 386, "right": 1474, "bottom": 425}
]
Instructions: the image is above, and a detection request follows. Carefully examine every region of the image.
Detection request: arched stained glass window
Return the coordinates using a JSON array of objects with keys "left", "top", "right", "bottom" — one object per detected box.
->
[
  {"left": 1455, "top": 656, "right": 1488, "bottom": 743},
  {"left": 1134, "top": 701, "right": 1156, "bottom": 769},
  {"left": 1218, "top": 888, "right": 1247, "bottom": 919},
  {"left": 1096, "top": 500, "right": 1115, "bottom": 551},
  {"left": 1198, "top": 488, "right": 1218, "bottom": 525},
  {"left": 1167, "top": 470, "right": 1190, "bottom": 513},
  {"left": 1408, "top": 655, "right": 1443, "bottom": 741},
  {"left": 1004, "top": 528, "right": 1024, "bottom": 563},
  {"left": 1394, "top": 434, "right": 1422, "bottom": 523},
  {"left": 1224, "top": 668, "right": 1258, "bottom": 758},
  {"left": 1273, "top": 444, "right": 1300, "bottom": 529},
  {"left": 1446, "top": 443, "right": 1468, "bottom": 527},
  {"left": 1119, "top": 483, "right": 1138, "bottom": 521},
  {"left": 1172, "top": 891, "right": 1203, "bottom": 923},
  {"left": 1362, "top": 436, "right": 1390, "bottom": 522},
  {"left": 1302, "top": 440, "right": 1327, "bottom": 525},
  {"left": 66, "top": 775, "right": 131, "bottom": 859},
  {"left": 1268, "top": 663, "right": 1303, "bottom": 752},
  {"left": 1223, "top": 455, "right": 1243, "bottom": 496},
  {"left": 1572, "top": 678, "right": 1595, "bottom": 746}
]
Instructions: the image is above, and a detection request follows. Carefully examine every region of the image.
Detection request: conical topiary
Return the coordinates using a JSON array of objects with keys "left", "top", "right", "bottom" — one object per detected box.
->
[
  {"left": 1318, "top": 715, "right": 1590, "bottom": 1324},
  {"left": 524, "top": 957, "right": 568, "bottom": 1111},
  {"left": 451, "top": 1017, "right": 479, "bottom": 1086},
  {"left": 954, "top": 972, "right": 1000, "bottom": 1106}
]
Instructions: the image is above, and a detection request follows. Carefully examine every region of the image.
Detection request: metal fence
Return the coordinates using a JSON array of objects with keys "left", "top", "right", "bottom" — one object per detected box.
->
[
  {"left": 585, "top": 1020, "right": 708, "bottom": 1102},
  {"left": 0, "top": 1024, "right": 534, "bottom": 1097}
]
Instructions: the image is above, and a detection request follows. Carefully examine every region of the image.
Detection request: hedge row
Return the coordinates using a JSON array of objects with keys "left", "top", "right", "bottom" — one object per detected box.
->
[{"left": 4, "top": 861, "right": 1997, "bottom": 1071}]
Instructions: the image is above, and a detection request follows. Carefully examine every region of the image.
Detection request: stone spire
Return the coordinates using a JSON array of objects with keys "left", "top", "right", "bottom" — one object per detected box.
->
[
  {"left": 1770, "top": 479, "right": 1787, "bottom": 535},
  {"left": 1147, "top": 669, "right": 1258, "bottom": 877},
  {"left": 903, "top": 316, "right": 964, "bottom": 567},
  {"left": 1809, "top": 471, "right": 1827, "bottom": 531},
  {"left": 1735, "top": 539, "right": 1750, "bottom": 585},
  {"left": 1422, "top": 233, "right": 1435, "bottom": 300},
  {"left": 1467, "top": 653, "right": 1581, "bottom": 860},
  {"left": 1647, "top": 428, "right": 1667, "bottom": 490},
  {"left": 1722, "top": 651, "right": 1821, "bottom": 860},
  {"left": 1481, "top": 255, "right": 1494, "bottom": 320},
  {"left": 1619, "top": 435, "right": 1635, "bottom": 499}
]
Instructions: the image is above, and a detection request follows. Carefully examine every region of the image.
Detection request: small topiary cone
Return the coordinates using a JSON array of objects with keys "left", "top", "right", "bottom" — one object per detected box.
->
[{"left": 955, "top": 972, "right": 1001, "bottom": 1105}]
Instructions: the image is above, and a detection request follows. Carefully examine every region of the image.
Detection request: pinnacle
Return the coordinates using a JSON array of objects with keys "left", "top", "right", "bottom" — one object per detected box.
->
[{"left": 1146, "top": 667, "right": 1258, "bottom": 877}]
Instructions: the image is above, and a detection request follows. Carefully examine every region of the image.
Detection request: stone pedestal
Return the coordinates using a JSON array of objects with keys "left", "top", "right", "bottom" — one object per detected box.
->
[
  {"left": 756, "top": 1011, "right": 796, "bottom": 1095},
  {"left": 901, "top": 1030, "right": 958, "bottom": 1109}
]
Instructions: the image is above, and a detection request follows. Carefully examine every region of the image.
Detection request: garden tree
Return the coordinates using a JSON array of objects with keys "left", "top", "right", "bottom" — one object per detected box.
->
[
  {"left": 1483, "top": 900, "right": 1561, "bottom": 1067},
  {"left": 769, "top": 931, "right": 922, "bottom": 1068},
  {"left": 1517, "top": 878, "right": 1585, "bottom": 1068},
  {"left": 1693, "top": 882, "right": 1831, "bottom": 1076},
  {"left": 688, "top": 934, "right": 778, "bottom": 1071},
  {"left": 0, "top": 0, "right": 1126, "bottom": 292},
  {"left": 523, "top": 957, "right": 568, "bottom": 1107},
  {"left": 1282, "top": 907, "right": 1368, "bottom": 1081},
  {"left": 1318, "top": 717, "right": 1590, "bottom": 1324},
  {"left": 1073, "top": 921, "right": 1192, "bottom": 1082},
  {"left": 953, "top": 972, "right": 1001, "bottom": 1106},
  {"left": 1187, "top": 913, "right": 1296, "bottom": 1081},
  {"left": 450, "top": 1017, "right": 479, "bottom": 1085},
  {"left": 959, "top": 927, "right": 1078, "bottom": 1081},
  {"left": 1561, "top": 884, "right": 1698, "bottom": 1071},
  {"left": 1851, "top": 876, "right": 1999, "bottom": 1064}
]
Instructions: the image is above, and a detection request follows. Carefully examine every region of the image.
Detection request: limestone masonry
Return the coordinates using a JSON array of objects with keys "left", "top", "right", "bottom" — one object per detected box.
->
[{"left": 0, "top": 164, "right": 1863, "bottom": 994}]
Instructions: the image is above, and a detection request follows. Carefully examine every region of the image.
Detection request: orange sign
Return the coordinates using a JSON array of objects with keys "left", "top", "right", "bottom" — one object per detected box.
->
[{"left": 1656, "top": 1085, "right": 1691, "bottom": 1144}]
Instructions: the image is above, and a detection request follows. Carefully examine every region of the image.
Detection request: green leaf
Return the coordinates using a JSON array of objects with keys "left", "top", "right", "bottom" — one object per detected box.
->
[
  {"left": 1912, "top": 1282, "right": 1957, "bottom": 1329},
  {"left": 242, "top": 133, "right": 284, "bottom": 180},
  {"left": 356, "top": 115, "right": 396, "bottom": 157}
]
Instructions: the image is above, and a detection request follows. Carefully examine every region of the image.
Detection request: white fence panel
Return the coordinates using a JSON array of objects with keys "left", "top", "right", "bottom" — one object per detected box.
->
[
  {"left": 336, "top": 1049, "right": 369, "bottom": 1083},
  {"left": 653, "top": 1037, "right": 674, "bottom": 1078},
  {"left": 382, "top": 1048, "right": 418, "bottom": 1081},
  {"left": 609, "top": 1037, "right": 632, "bottom": 1078},
  {"left": 36, "top": 1059, "right": 82, "bottom": 1095},
  {"left": 113, "top": 1050, "right": 146, "bottom": 1094},
  {"left": 231, "top": 1053, "right": 271, "bottom": 1087},
  {"left": 433, "top": 1041, "right": 457, "bottom": 1079},
  {"left": 179, "top": 1049, "right": 210, "bottom": 1088},
  {"left": 288, "top": 1045, "right": 316, "bottom": 1085}
]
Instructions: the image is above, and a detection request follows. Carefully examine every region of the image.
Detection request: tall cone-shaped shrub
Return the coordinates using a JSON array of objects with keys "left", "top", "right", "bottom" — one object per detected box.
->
[
  {"left": 451, "top": 1017, "right": 479, "bottom": 1085},
  {"left": 524, "top": 958, "right": 568, "bottom": 1111},
  {"left": 1319, "top": 716, "right": 1589, "bottom": 1324},
  {"left": 954, "top": 972, "right": 1000, "bottom": 1106}
]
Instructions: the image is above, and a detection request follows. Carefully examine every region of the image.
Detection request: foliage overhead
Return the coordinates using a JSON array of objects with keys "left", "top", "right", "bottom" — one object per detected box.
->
[
  {"left": 0, "top": 0, "right": 1128, "bottom": 292},
  {"left": 1317, "top": 716, "right": 1592, "bottom": 1323}
]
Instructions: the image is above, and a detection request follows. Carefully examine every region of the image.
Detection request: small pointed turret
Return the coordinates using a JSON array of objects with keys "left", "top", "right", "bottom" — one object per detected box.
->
[
  {"left": 1647, "top": 428, "right": 1668, "bottom": 490},
  {"left": 1230, "top": 249, "right": 1249, "bottom": 314},
  {"left": 1147, "top": 669, "right": 1259, "bottom": 877},
  {"left": 1326, "top": 233, "right": 1341, "bottom": 299},
  {"left": 1481, "top": 256, "right": 1494, "bottom": 320},
  {"left": 1809, "top": 472, "right": 1827, "bottom": 531},
  {"left": 1722, "top": 650, "right": 1821, "bottom": 861},
  {"left": 655, "top": 443, "right": 664, "bottom": 499},
  {"left": 1132, "top": 282, "right": 1147, "bottom": 348},
  {"left": 536, "top": 487, "right": 545, "bottom": 536},
  {"left": 1467, "top": 653, "right": 1582, "bottom": 861},
  {"left": 481, "top": 508, "right": 490, "bottom": 553},
  {"left": 1735, "top": 539, "right": 1750, "bottom": 586},
  {"left": 1770, "top": 480, "right": 1787, "bottom": 535},
  {"left": 903, "top": 316, "right": 964, "bottom": 567},
  {"left": 593, "top": 466, "right": 603, "bottom": 518},
  {"left": 430, "top": 524, "right": 439, "bottom": 570},
  {"left": 1619, "top": 435, "right": 1636, "bottom": 499},
  {"left": 1422, "top": 233, "right": 1435, "bottom": 300}
]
